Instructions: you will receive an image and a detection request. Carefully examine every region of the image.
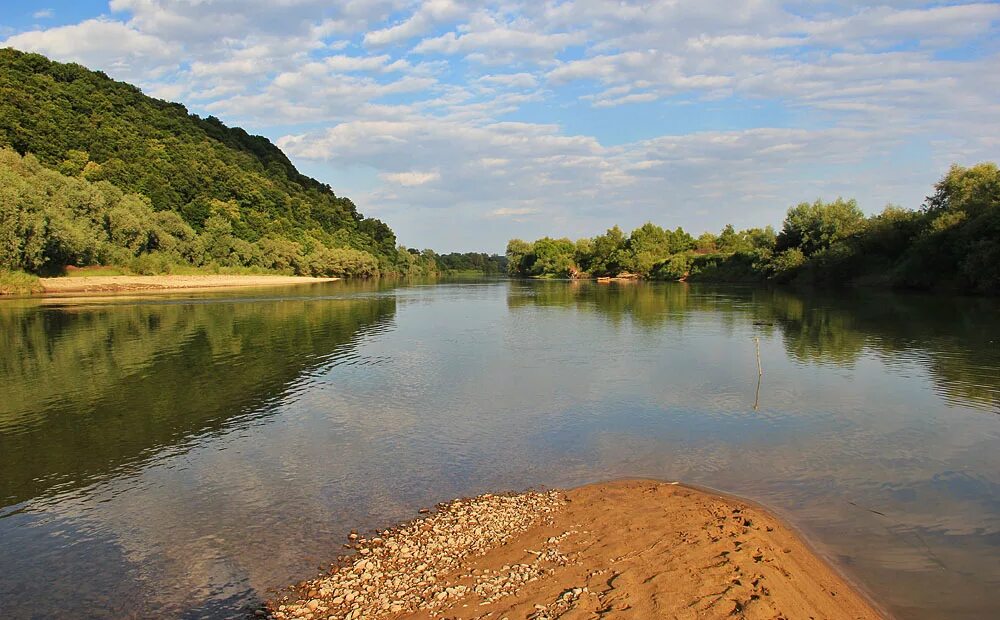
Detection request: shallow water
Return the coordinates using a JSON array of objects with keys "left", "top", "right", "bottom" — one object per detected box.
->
[{"left": 1, "top": 279, "right": 998, "bottom": 619}]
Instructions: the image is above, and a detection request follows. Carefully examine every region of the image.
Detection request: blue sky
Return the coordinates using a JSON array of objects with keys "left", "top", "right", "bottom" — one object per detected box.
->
[{"left": 3, "top": 1, "right": 1000, "bottom": 252}]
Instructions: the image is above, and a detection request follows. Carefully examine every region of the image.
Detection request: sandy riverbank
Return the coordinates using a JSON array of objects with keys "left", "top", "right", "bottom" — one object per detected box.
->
[
  {"left": 266, "top": 479, "right": 883, "bottom": 620},
  {"left": 36, "top": 274, "right": 338, "bottom": 294}
]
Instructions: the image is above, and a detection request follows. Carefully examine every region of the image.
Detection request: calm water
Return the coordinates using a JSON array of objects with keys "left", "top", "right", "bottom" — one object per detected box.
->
[{"left": 1, "top": 280, "right": 998, "bottom": 619}]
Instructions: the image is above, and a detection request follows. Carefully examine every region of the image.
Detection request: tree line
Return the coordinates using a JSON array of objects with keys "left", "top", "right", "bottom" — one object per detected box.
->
[
  {"left": 434, "top": 252, "right": 507, "bottom": 274},
  {"left": 506, "top": 162, "right": 1000, "bottom": 294}
]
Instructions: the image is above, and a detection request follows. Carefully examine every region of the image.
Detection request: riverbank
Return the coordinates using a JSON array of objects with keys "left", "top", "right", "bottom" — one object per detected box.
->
[
  {"left": 27, "top": 274, "right": 338, "bottom": 295},
  {"left": 266, "top": 479, "right": 882, "bottom": 620}
]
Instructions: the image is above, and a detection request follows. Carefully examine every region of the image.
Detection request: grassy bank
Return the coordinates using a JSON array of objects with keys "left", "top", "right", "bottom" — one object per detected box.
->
[{"left": 0, "top": 271, "right": 43, "bottom": 295}]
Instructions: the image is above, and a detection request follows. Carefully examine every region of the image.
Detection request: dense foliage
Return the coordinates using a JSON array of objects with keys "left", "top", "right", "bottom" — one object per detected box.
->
[
  {"left": 434, "top": 252, "right": 507, "bottom": 274},
  {"left": 507, "top": 163, "right": 1000, "bottom": 294},
  {"left": 0, "top": 148, "right": 432, "bottom": 277},
  {"left": 0, "top": 48, "right": 436, "bottom": 277}
]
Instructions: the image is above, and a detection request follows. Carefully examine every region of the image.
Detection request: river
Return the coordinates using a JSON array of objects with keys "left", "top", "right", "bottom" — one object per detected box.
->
[{"left": 0, "top": 279, "right": 997, "bottom": 618}]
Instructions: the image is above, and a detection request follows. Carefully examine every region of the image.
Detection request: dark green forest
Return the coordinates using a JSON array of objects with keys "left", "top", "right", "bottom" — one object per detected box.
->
[
  {"left": 507, "top": 163, "right": 1000, "bottom": 294},
  {"left": 435, "top": 252, "right": 507, "bottom": 274},
  {"left": 0, "top": 48, "right": 437, "bottom": 279}
]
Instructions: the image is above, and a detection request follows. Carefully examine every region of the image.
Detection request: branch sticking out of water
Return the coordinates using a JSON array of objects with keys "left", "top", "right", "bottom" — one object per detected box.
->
[{"left": 755, "top": 337, "right": 763, "bottom": 377}]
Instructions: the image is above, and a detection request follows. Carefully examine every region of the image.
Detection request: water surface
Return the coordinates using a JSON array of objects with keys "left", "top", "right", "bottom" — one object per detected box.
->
[{"left": 1, "top": 280, "right": 998, "bottom": 619}]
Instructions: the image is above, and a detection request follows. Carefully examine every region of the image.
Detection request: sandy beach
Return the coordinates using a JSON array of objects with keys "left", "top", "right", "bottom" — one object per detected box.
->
[
  {"left": 266, "top": 479, "right": 883, "bottom": 620},
  {"left": 36, "top": 274, "right": 338, "bottom": 294}
]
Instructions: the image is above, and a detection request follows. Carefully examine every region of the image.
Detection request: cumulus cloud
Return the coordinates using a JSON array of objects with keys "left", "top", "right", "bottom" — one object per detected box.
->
[
  {"left": 477, "top": 72, "right": 538, "bottom": 89},
  {"left": 276, "top": 110, "right": 921, "bottom": 250},
  {"left": 364, "top": 0, "right": 465, "bottom": 47},
  {"left": 106, "top": 0, "right": 399, "bottom": 45},
  {"left": 800, "top": 3, "right": 1000, "bottom": 49},
  {"left": 381, "top": 171, "right": 441, "bottom": 186},
  {"left": 413, "top": 11, "right": 586, "bottom": 64},
  {"left": 487, "top": 207, "right": 539, "bottom": 218},
  {"left": 4, "top": 19, "right": 178, "bottom": 79}
]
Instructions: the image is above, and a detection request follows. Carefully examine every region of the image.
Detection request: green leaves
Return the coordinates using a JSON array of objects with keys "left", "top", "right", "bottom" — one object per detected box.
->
[
  {"left": 0, "top": 147, "right": 394, "bottom": 278},
  {"left": 776, "top": 198, "right": 865, "bottom": 257},
  {"left": 0, "top": 48, "right": 403, "bottom": 270}
]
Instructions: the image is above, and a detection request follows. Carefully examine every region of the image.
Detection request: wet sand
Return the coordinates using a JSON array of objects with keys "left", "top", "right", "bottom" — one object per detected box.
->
[
  {"left": 267, "top": 479, "right": 883, "bottom": 619},
  {"left": 38, "top": 274, "right": 338, "bottom": 294}
]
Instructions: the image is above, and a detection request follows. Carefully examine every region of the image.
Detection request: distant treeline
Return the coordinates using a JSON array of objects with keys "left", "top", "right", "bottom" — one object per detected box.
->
[
  {"left": 506, "top": 163, "right": 1000, "bottom": 294},
  {"left": 434, "top": 252, "right": 507, "bottom": 274}
]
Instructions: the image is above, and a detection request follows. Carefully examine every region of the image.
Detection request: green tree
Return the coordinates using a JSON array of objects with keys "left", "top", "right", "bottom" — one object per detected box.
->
[
  {"left": 926, "top": 162, "right": 1000, "bottom": 217},
  {"left": 529, "top": 237, "right": 575, "bottom": 277},
  {"left": 651, "top": 253, "right": 692, "bottom": 280},
  {"left": 505, "top": 239, "right": 534, "bottom": 276},
  {"left": 776, "top": 198, "right": 865, "bottom": 256},
  {"left": 627, "top": 222, "right": 679, "bottom": 275},
  {"left": 589, "top": 226, "right": 627, "bottom": 276},
  {"left": 695, "top": 232, "right": 717, "bottom": 253}
]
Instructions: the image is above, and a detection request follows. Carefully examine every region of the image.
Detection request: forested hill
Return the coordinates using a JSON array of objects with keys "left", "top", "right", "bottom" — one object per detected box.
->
[{"left": 0, "top": 48, "right": 432, "bottom": 277}]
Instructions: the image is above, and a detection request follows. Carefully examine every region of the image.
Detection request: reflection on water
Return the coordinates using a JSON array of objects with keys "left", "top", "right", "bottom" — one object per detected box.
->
[
  {"left": 513, "top": 281, "right": 1000, "bottom": 413},
  {"left": 1, "top": 280, "right": 998, "bottom": 619},
  {"left": 1, "top": 287, "right": 397, "bottom": 507}
]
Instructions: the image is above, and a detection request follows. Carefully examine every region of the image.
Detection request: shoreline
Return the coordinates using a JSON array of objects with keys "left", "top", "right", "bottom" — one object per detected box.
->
[
  {"left": 30, "top": 274, "right": 339, "bottom": 296},
  {"left": 265, "top": 479, "right": 884, "bottom": 619}
]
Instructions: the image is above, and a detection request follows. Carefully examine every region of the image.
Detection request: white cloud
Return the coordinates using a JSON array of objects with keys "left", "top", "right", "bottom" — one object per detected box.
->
[
  {"left": 487, "top": 207, "right": 539, "bottom": 218},
  {"left": 801, "top": 3, "right": 1000, "bottom": 49},
  {"left": 381, "top": 170, "right": 441, "bottom": 186},
  {"left": 189, "top": 57, "right": 261, "bottom": 79},
  {"left": 477, "top": 72, "right": 538, "bottom": 89},
  {"left": 364, "top": 0, "right": 465, "bottom": 47},
  {"left": 32, "top": 9, "right": 54, "bottom": 19},
  {"left": 107, "top": 0, "right": 400, "bottom": 45},
  {"left": 413, "top": 11, "right": 586, "bottom": 64},
  {"left": 3, "top": 19, "right": 178, "bottom": 79},
  {"left": 323, "top": 54, "right": 395, "bottom": 73},
  {"left": 276, "top": 110, "right": 927, "bottom": 250},
  {"left": 686, "top": 34, "right": 804, "bottom": 51}
]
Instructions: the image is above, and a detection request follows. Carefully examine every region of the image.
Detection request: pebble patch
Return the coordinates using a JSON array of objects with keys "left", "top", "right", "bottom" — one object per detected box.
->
[{"left": 266, "top": 491, "right": 565, "bottom": 620}]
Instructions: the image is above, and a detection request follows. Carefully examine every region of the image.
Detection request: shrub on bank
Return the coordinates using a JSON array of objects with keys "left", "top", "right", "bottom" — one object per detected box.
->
[{"left": 0, "top": 270, "right": 42, "bottom": 295}]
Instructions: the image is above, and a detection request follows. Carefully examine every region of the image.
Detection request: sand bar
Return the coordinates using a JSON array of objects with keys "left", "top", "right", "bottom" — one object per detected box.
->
[
  {"left": 37, "top": 274, "right": 338, "bottom": 295},
  {"left": 266, "top": 479, "right": 883, "bottom": 620}
]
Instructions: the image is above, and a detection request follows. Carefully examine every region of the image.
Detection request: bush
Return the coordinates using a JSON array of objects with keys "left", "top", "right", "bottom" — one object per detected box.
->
[
  {"left": 0, "top": 270, "right": 42, "bottom": 295},
  {"left": 651, "top": 253, "right": 692, "bottom": 280},
  {"left": 129, "top": 252, "right": 176, "bottom": 275},
  {"left": 765, "top": 248, "right": 806, "bottom": 282},
  {"left": 305, "top": 246, "right": 380, "bottom": 278}
]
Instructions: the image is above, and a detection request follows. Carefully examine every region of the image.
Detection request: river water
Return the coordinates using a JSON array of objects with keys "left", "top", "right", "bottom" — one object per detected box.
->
[{"left": 1, "top": 279, "right": 998, "bottom": 619}]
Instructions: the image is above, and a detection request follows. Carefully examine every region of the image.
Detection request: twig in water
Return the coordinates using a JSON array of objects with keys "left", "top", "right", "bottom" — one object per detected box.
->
[
  {"left": 753, "top": 374, "right": 761, "bottom": 411},
  {"left": 752, "top": 337, "right": 763, "bottom": 411},
  {"left": 755, "top": 337, "right": 763, "bottom": 377}
]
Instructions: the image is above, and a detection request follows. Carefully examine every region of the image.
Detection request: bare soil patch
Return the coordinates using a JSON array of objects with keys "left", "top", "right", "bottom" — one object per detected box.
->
[{"left": 38, "top": 274, "right": 338, "bottom": 295}]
